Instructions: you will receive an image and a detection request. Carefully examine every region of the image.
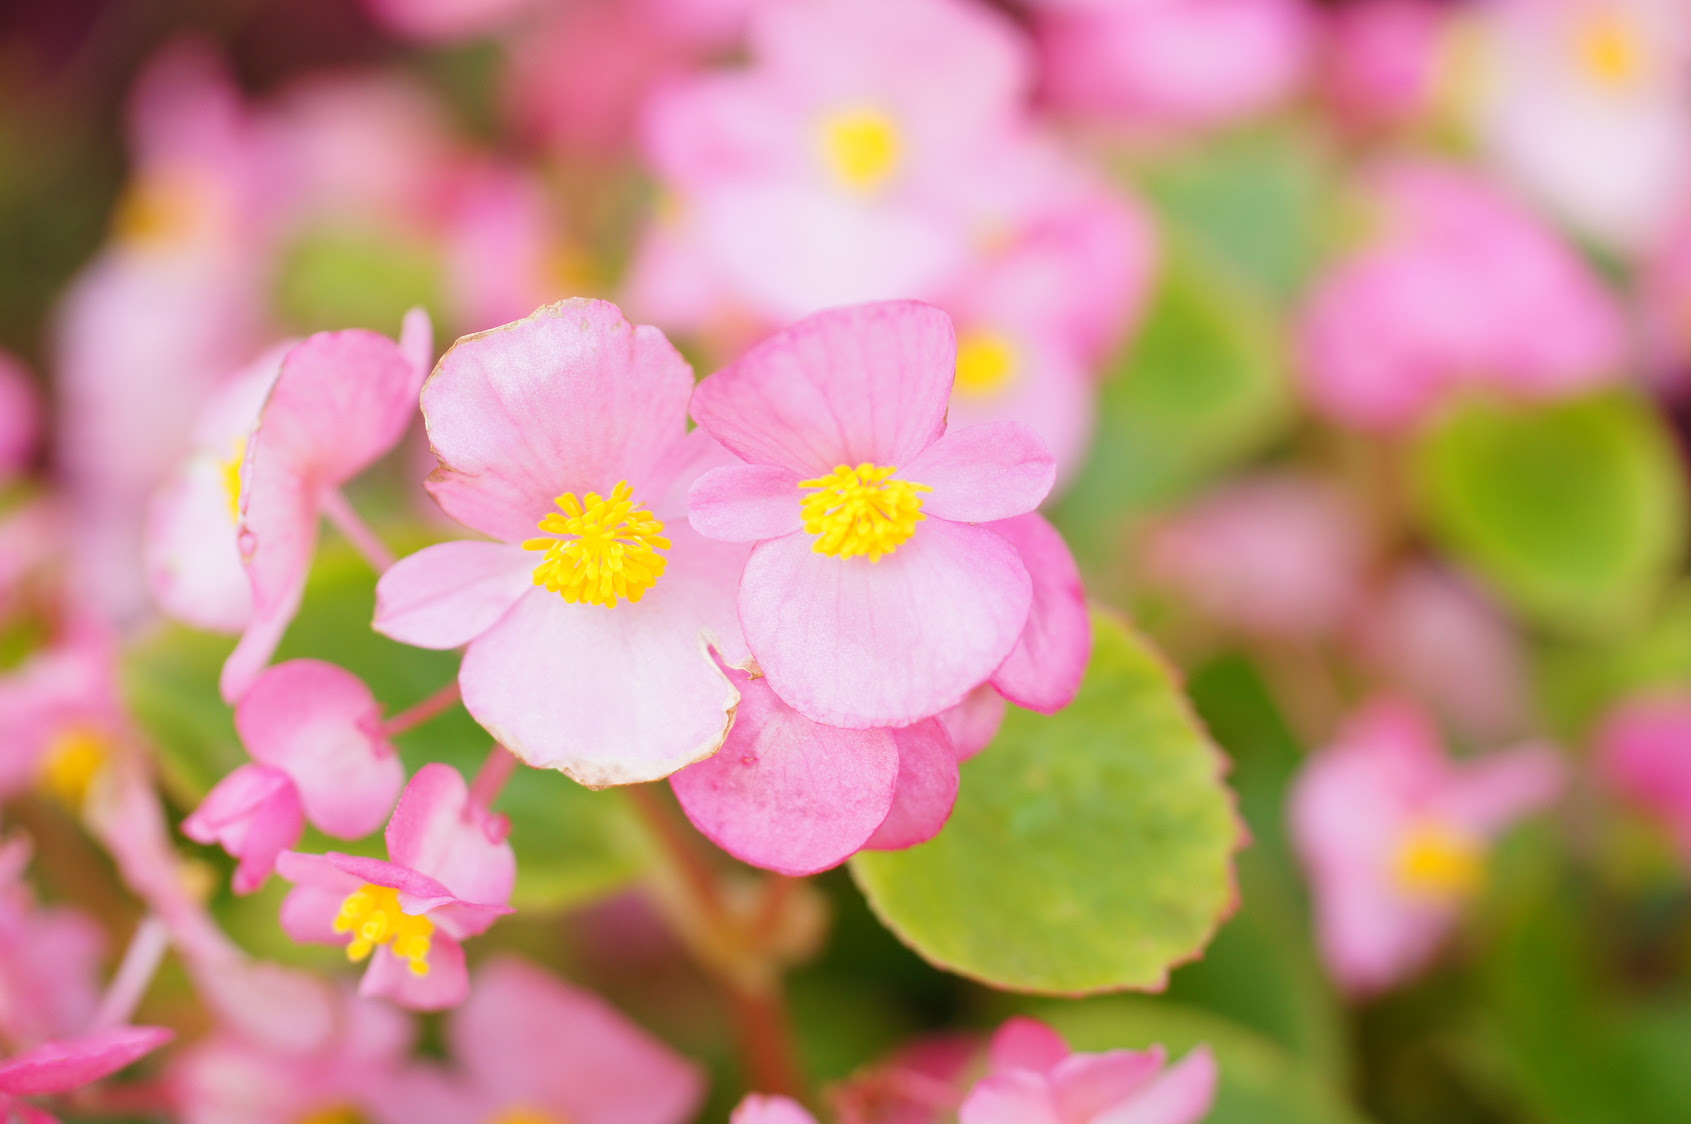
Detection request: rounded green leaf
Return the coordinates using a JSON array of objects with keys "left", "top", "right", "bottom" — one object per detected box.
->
[
  {"left": 850, "top": 612, "right": 1242, "bottom": 994},
  {"left": 1412, "top": 391, "right": 1686, "bottom": 632}
]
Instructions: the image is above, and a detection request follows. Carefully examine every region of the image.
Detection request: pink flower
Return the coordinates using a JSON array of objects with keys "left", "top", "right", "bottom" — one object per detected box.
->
[
  {"left": 1322, "top": 0, "right": 1448, "bottom": 131},
  {"left": 0, "top": 839, "right": 105, "bottom": 1050},
  {"left": 0, "top": 350, "right": 41, "bottom": 484},
  {"left": 1298, "top": 161, "right": 1625, "bottom": 430},
  {"left": 1033, "top": 0, "right": 1314, "bottom": 133},
  {"left": 373, "top": 299, "right": 749, "bottom": 786},
  {"left": 0, "top": 1027, "right": 174, "bottom": 1124},
  {"left": 0, "top": 626, "right": 127, "bottom": 806},
  {"left": 377, "top": 957, "right": 704, "bottom": 1124},
  {"left": 1639, "top": 210, "right": 1691, "bottom": 393},
  {"left": 1290, "top": 698, "right": 1565, "bottom": 995},
  {"left": 732, "top": 1095, "right": 819, "bottom": 1124},
  {"left": 360, "top": 0, "right": 539, "bottom": 42},
  {"left": 185, "top": 660, "right": 406, "bottom": 894},
  {"left": 958, "top": 1017, "right": 1218, "bottom": 1124},
  {"left": 220, "top": 309, "right": 433, "bottom": 701},
  {"left": 688, "top": 301, "right": 1060, "bottom": 729},
  {"left": 1597, "top": 693, "right": 1691, "bottom": 864},
  {"left": 276, "top": 763, "right": 515, "bottom": 1010}
]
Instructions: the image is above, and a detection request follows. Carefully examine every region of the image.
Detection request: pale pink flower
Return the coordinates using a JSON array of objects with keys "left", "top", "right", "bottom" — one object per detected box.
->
[
  {"left": 688, "top": 301, "right": 1059, "bottom": 729},
  {"left": 0, "top": 626, "right": 127, "bottom": 804},
  {"left": 1290, "top": 698, "right": 1565, "bottom": 995},
  {"left": 958, "top": 1016, "right": 1218, "bottom": 1124},
  {"left": 0, "top": 1027, "right": 174, "bottom": 1124},
  {"left": 220, "top": 309, "right": 433, "bottom": 701},
  {"left": 1033, "top": 0, "right": 1314, "bottom": 133},
  {"left": 1298, "top": 161, "right": 1625, "bottom": 430},
  {"left": 0, "top": 839, "right": 105, "bottom": 1050},
  {"left": 0, "top": 350, "right": 41, "bottom": 484},
  {"left": 374, "top": 299, "right": 749, "bottom": 786},
  {"left": 377, "top": 957, "right": 704, "bottom": 1124},
  {"left": 277, "top": 763, "right": 515, "bottom": 1010},
  {"left": 1597, "top": 693, "right": 1691, "bottom": 865},
  {"left": 733, "top": 1095, "right": 819, "bottom": 1124},
  {"left": 185, "top": 660, "right": 406, "bottom": 894}
]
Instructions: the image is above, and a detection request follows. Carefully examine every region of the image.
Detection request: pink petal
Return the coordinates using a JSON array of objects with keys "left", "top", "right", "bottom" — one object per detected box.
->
[
  {"left": 182, "top": 763, "right": 304, "bottom": 894},
  {"left": 690, "top": 301, "right": 956, "bottom": 476},
  {"left": 236, "top": 660, "right": 405, "bottom": 838},
  {"left": 220, "top": 463, "right": 315, "bottom": 701},
  {"left": 384, "top": 764, "right": 516, "bottom": 912},
  {"left": 988, "top": 513, "right": 1091, "bottom": 714},
  {"left": 731, "top": 1095, "right": 820, "bottom": 1124},
  {"left": 143, "top": 456, "right": 251, "bottom": 633},
  {"left": 374, "top": 540, "right": 536, "bottom": 650},
  {"left": 0, "top": 1027, "right": 174, "bottom": 1096},
  {"left": 400, "top": 306, "right": 434, "bottom": 382},
  {"left": 1051, "top": 1049, "right": 1164, "bottom": 1121},
  {"left": 671, "top": 670, "right": 900, "bottom": 875},
  {"left": 988, "top": 1017, "right": 1071, "bottom": 1075},
  {"left": 458, "top": 530, "right": 747, "bottom": 786},
  {"left": 360, "top": 935, "right": 469, "bottom": 1011},
  {"left": 276, "top": 853, "right": 363, "bottom": 944},
  {"left": 687, "top": 463, "right": 805, "bottom": 542},
  {"left": 450, "top": 957, "right": 706, "bottom": 1124},
  {"left": 1097, "top": 1045, "right": 1218, "bottom": 1124},
  {"left": 739, "top": 521, "right": 1031, "bottom": 728},
  {"left": 904, "top": 423, "right": 1054, "bottom": 523},
  {"left": 864, "top": 719, "right": 959, "bottom": 851},
  {"left": 421, "top": 299, "right": 694, "bottom": 544},
  {"left": 959, "top": 1070, "right": 1064, "bottom": 1124},
  {"left": 941, "top": 685, "right": 1007, "bottom": 762},
  {"left": 1441, "top": 744, "right": 1566, "bottom": 836}
]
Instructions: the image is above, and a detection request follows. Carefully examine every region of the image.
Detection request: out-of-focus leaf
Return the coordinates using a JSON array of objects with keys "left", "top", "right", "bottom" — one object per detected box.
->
[
  {"left": 1038, "top": 995, "right": 1374, "bottom": 1124},
  {"left": 121, "top": 624, "right": 241, "bottom": 807},
  {"left": 275, "top": 227, "right": 444, "bottom": 336},
  {"left": 1413, "top": 391, "right": 1686, "bottom": 633},
  {"left": 1536, "top": 579, "right": 1691, "bottom": 737},
  {"left": 850, "top": 612, "right": 1242, "bottom": 994}
]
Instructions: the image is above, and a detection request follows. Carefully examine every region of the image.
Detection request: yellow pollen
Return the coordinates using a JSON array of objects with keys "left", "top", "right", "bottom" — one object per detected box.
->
[
  {"left": 820, "top": 107, "right": 902, "bottom": 192},
  {"left": 1576, "top": 9, "right": 1645, "bottom": 89},
  {"left": 487, "top": 1110, "right": 570, "bottom": 1124},
  {"left": 38, "top": 726, "right": 109, "bottom": 807},
  {"left": 1393, "top": 821, "right": 1487, "bottom": 902},
  {"left": 297, "top": 1107, "right": 364, "bottom": 1124},
  {"left": 332, "top": 884, "right": 434, "bottom": 976},
  {"left": 954, "top": 331, "right": 1019, "bottom": 398},
  {"left": 112, "top": 167, "right": 220, "bottom": 250},
  {"left": 799, "top": 463, "right": 930, "bottom": 562},
  {"left": 523, "top": 482, "right": 670, "bottom": 607},
  {"left": 220, "top": 436, "right": 248, "bottom": 524}
]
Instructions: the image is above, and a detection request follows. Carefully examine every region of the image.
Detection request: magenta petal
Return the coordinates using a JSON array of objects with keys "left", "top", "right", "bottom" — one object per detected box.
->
[
  {"left": 374, "top": 540, "right": 536, "bottom": 650},
  {"left": 958, "top": 1070, "right": 1063, "bottom": 1124},
  {"left": 1101, "top": 1046, "right": 1219, "bottom": 1124},
  {"left": 182, "top": 763, "right": 304, "bottom": 894},
  {"left": 360, "top": 937, "right": 469, "bottom": 1011},
  {"left": 0, "top": 1027, "right": 174, "bottom": 1096},
  {"left": 865, "top": 719, "right": 960, "bottom": 851},
  {"left": 740, "top": 522, "right": 1032, "bottom": 728},
  {"left": 671, "top": 671, "right": 900, "bottom": 875},
  {"left": 690, "top": 301, "right": 956, "bottom": 476},
  {"left": 905, "top": 423, "right": 1055, "bottom": 523},
  {"left": 384, "top": 764, "right": 516, "bottom": 910},
  {"left": 1050, "top": 1049, "right": 1164, "bottom": 1120},
  {"left": 940, "top": 686, "right": 1007, "bottom": 762},
  {"left": 421, "top": 299, "right": 695, "bottom": 544},
  {"left": 988, "top": 1017, "right": 1071, "bottom": 1075},
  {"left": 989, "top": 513, "right": 1091, "bottom": 714},
  {"left": 688, "top": 463, "right": 804, "bottom": 542}
]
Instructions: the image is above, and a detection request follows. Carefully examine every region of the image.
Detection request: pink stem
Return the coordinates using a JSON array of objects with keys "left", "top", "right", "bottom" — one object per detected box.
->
[
  {"left": 90, "top": 916, "right": 169, "bottom": 1030},
  {"left": 380, "top": 681, "right": 463, "bottom": 738},
  {"left": 321, "top": 488, "right": 396, "bottom": 573},
  {"left": 468, "top": 744, "right": 519, "bottom": 813}
]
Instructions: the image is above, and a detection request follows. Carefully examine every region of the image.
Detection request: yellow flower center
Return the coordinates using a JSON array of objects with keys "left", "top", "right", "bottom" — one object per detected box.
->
[
  {"left": 799, "top": 463, "right": 930, "bottom": 562},
  {"left": 523, "top": 482, "right": 671, "bottom": 607},
  {"left": 1393, "top": 820, "right": 1487, "bottom": 902},
  {"left": 333, "top": 884, "right": 434, "bottom": 976},
  {"left": 297, "top": 1107, "right": 364, "bottom": 1124},
  {"left": 953, "top": 331, "right": 1019, "bottom": 399},
  {"left": 487, "top": 1110, "right": 570, "bottom": 1124},
  {"left": 221, "top": 436, "right": 247, "bottom": 524},
  {"left": 38, "top": 726, "right": 110, "bottom": 807},
  {"left": 112, "top": 167, "right": 224, "bottom": 250},
  {"left": 1575, "top": 8, "right": 1645, "bottom": 89},
  {"left": 820, "top": 107, "right": 902, "bottom": 193}
]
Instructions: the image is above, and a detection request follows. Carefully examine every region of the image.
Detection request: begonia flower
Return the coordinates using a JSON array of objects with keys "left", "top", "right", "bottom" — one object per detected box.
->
[
  {"left": 0, "top": 627, "right": 128, "bottom": 807},
  {"left": 220, "top": 308, "right": 432, "bottom": 701},
  {"left": 185, "top": 660, "right": 406, "bottom": 894},
  {"left": 1323, "top": 0, "right": 1448, "bottom": 131},
  {"left": 0, "top": 1026, "right": 174, "bottom": 1124},
  {"left": 688, "top": 301, "right": 1060, "bottom": 729},
  {"left": 377, "top": 957, "right": 704, "bottom": 1124},
  {"left": 1597, "top": 693, "right": 1691, "bottom": 865},
  {"left": 276, "top": 763, "right": 515, "bottom": 1010},
  {"left": 732, "top": 1095, "right": 818, "bottom": 1124},
  {"left": 0, "top": 350, "right": 42, "bottom": 483},
  {"left": 0, "top": 838, "right": 105, "bottom": 1050},
  {"left": 958, "top": 1016, "right": 1217, "bottom": 1124},
  {"left": 374, "top": 299, "right": 749, "bottom": 786},
  {"left": 1290, "top": 698, "right": 1565, "bottom": 995}
]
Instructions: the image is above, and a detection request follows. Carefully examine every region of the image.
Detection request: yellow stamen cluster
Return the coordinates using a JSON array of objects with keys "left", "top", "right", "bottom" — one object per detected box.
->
[
  {"left": 488, "top": 1110, "right": 567, "bottom": 1124},
  {"left": 221, "top": 436, "right": 248, "bottom": 524},
  {"left": 296, "top": 1106, "right": 364, "bottom": 1124},
  {"left": 953, "top": 331, "right": 1019, "bottom": 398},
  {"left": 820, "top": 107, "right": 902, "bottom": 192},
  {"left": 1576, "top": 9, "right": 1645, "bottom": 89},
  {"left": 38, "top": 726, "right": 109, "bottom": 808},
  {"left": 524, "top": 482, "right": 671, "bottom": 607},
  {"left": 1393, "top": 821, "right": 1487, "bottom": 902},
  {"left": 333, "top": 884, "right": 434, "bottom": 976},
  {"left": 799, "top": 463, "right": 930, "bottom": 562}
]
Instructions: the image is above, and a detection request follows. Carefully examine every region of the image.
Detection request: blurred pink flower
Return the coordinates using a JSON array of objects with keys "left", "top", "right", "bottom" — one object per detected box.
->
[
  {"left": 1597, "top": 693, "right": 1691, "bottom": 864},
  {"left": 1290, "top": 698, "right": 1565, "bottom": 995},
  {"left": 221, "top": 310, "right": 432, "bottom": 701},
  {"left": 1322, "top": 0, "right": 1447, "bottom": 130},
  {"left": 378, "top": 957, "right": 705, "bottom": 1124},
  {"left": 0, "top": 351, "right": 42, "bottom": 484},
  {"left": 688, "top": 301, "right": 1057, "bottom": 729},
  {"left": 0, "top": 1027, "right": 174, "bottom": 1124},
  {"left": 1639, "top": 210, "right": 1691, "bottom": 392},
  {"left": 1299, "top": 161, "right": 1625, "bottom": 430},
  {"left": 185, "top": 660, "right": 406, "bottom": 894},
  {"left": 733, "top": 1095, "right": 819, "bottom": 1124},
  {"left": 0, "top": 838, "right": 105, "bottom": 1050},
  {"left": 1033, "top": 0, "right": 1314, "bottom": 133},
  {"left": 374, "top": 299, "right": 749, "bottom": 786},
  {"left": 360, "top": 0, "right": 540, "bottom": 42},
  {"left": 0, "top": 625, "right": 127, "bottom": 805},
  {"left": 277, "top": 763, "right": 515, "bottom": 1010}
]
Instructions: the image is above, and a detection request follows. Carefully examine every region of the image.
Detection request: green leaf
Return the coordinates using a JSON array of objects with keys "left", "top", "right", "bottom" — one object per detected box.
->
[
  {"left": 1412, "top": 391, "right": 1687, "bottom": 633},
  {"left": 275, "top": 226, "right": 444, "bottom": 336},
  {"left": 850, "top": 612, "right": 1242, "bottom": 994}
]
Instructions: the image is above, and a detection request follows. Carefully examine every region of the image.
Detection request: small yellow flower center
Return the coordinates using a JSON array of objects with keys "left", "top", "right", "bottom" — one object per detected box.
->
[
  {"left": 38, "top": 726, "right": 110, "bottom": 807},
  {"left": 820, "top": 107, "right": 902, "bottom": 193},
  {"left": 487, "top": 1110, "right": 570, "bottom": 1124},
  {"left": 523, "top": 482, "right": 671, "bottom": 607},
  {"left": 1575, "top": 9, "right": 1645, "bottom": 89},
  {"left": 221, "top": 436, "right": 248, "bottom": 524},
  {"left": 112, "top": 167, "right": 223, "bottom": 250},
  {"left": 297, "top": 1107, "right": 364, "bottom": 1124},
  {"left": 333, "top": 884, "right": 434, "bottom": 976},
  {"left": 799, "top": 463, "right": 930, "bottom": 562},
  {"left": 1393, "top": 820, "right": 1487, "bottom": 902},
  {"left": 953, "top": 331, "right": 1019, "bottom": 399}
]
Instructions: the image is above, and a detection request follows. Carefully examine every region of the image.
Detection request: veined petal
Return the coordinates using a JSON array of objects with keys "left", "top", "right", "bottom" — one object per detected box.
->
[
  {"left": 144, "top": 455, "right": 251, "bottom": 633},
  {"left": 904, "top": 422, "right": 1054, "bottom": 523},
  {"left": 864, "top": 719, "right": 959, "bottom": 851},
  {"left": 374, "top": 541, "right": 536, "bottom": 650},
  {"left": 384, "top": 764, "right": 515, "bottom": 913},
  {"left": 688, "top": 463, "right": 805, "bottom": 542},
  {"left": 220, "top": 464, "right": 315, "bottom": 702},
  {"left": 989, "top": 513, "right": 1091, "bottom": 714}
]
